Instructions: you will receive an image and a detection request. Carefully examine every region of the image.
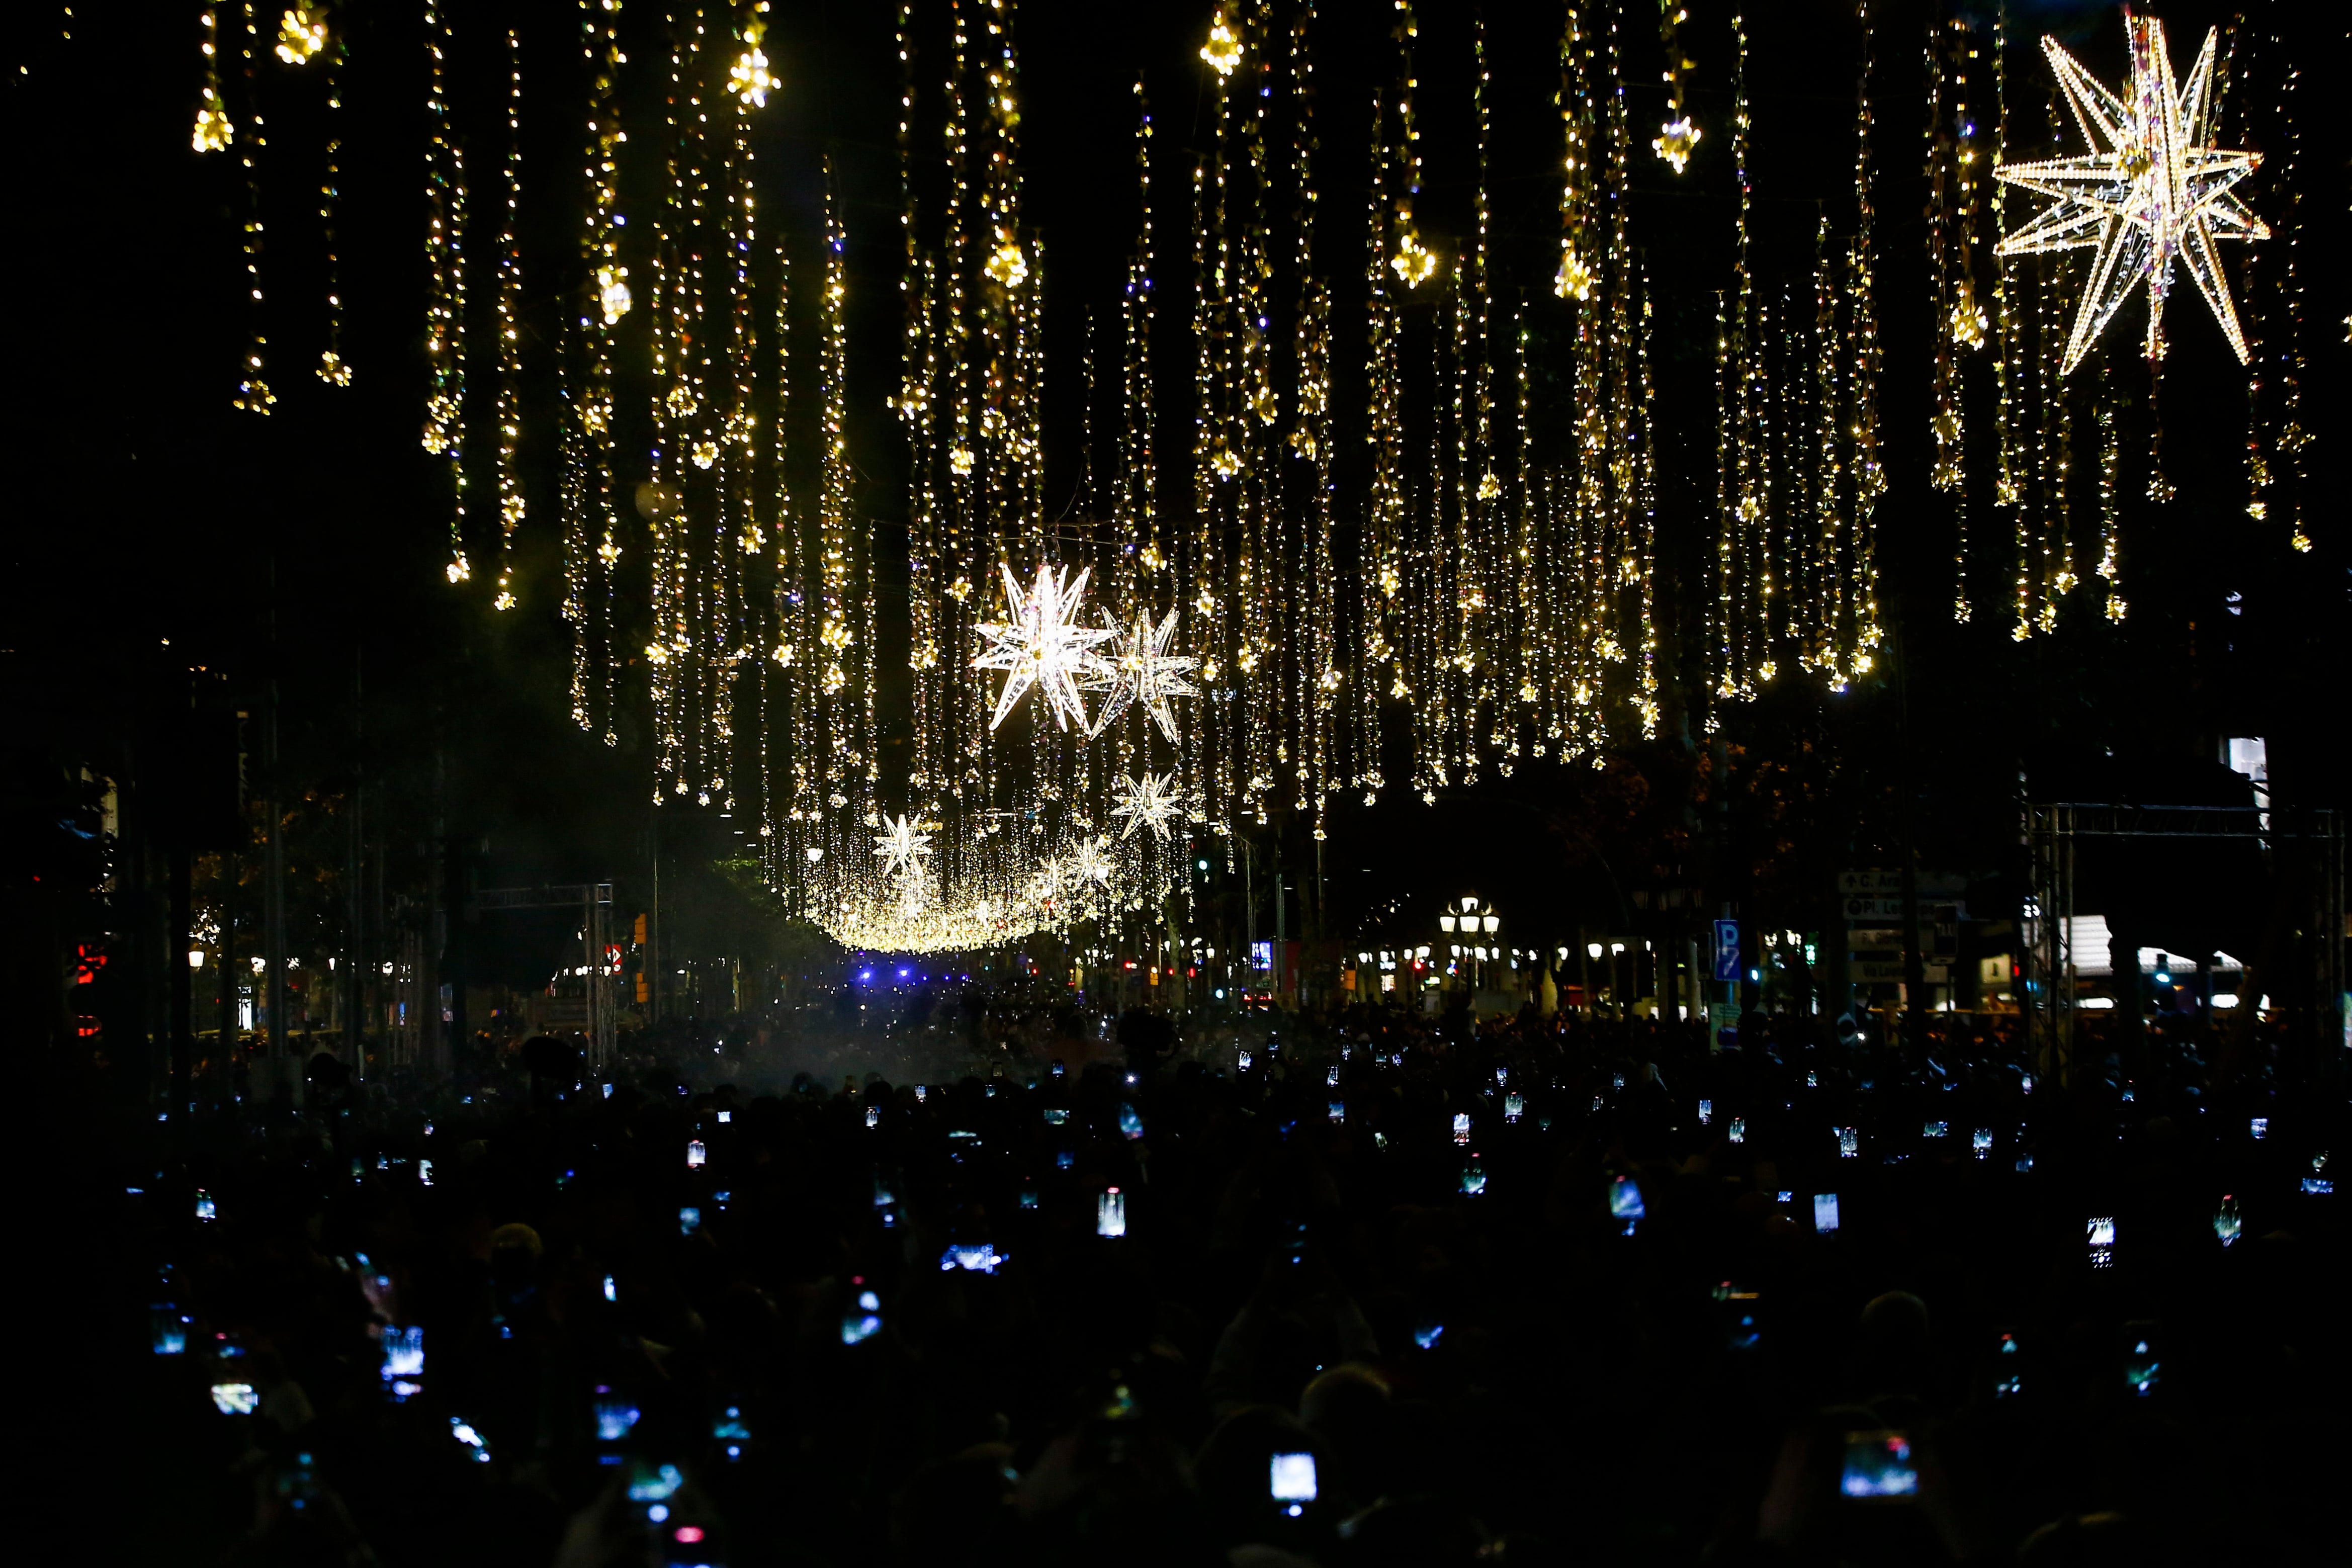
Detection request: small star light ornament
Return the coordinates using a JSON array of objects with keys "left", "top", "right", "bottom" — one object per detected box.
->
[
  {"left": 1994, "top": 13, "right": 2267, "bottom": 375},
  {"left": 873, "top": 814, "right": 933, "bottom": 880},
  {"left": 1112, "top": 770, "right": 1184, "bottom": 842},
  {"left": 1069, "top": 836, "right": 1115, "bottom": 891},
  {"left": 1088, "top": 607, "right": 1195, "bottom": 743},
  {"left": 973, "top": 563, "right": 1114, "bottom": 732}
]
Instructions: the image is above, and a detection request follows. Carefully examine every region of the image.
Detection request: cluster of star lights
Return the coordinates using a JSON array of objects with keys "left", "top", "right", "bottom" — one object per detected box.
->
[
  {"left": 971, "top": 563, "right": 1197, "bottom": 749},
  {"left": 1995, "top": 16, "right": 2266, "bottom": 373},
  {"left": 797, "top": 560, "right": 1196, "bottom": 953}
]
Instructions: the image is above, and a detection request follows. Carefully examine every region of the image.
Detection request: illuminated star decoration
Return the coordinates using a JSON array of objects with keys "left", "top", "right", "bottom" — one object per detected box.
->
[
  {"left": 1111, "top": 770, "right": 1184, "bottom": 842},
  {"left": 973, "top": 563, "right": 1114, "bottom": 732},
  {"left": 873, "top": 813, "right": 933, "bottom": 880},
  {"left": 1993, "top": 16, "right": 2267, "bottom": 375},
  {"left": 1068, "top": 836, "right": 1115, "bottom": 890},
  {"left": 1087, "top": 607, "right": 1196, "bottom": 743}
]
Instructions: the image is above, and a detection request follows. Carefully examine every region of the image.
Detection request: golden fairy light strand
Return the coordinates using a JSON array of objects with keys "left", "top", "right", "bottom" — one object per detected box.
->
[
  {"left": 816, "top": 169, "right": 865, "bottom": 830},
  {"left": 1631, "top": 280, "right": 1662, "bottom": 735},
  {"left": 1927, "top": 16, "right": 1970, "bottom": 622},
  {"left": 317, "top": 28, "right": 350, "bottom": 385},
  {"left": 195, "top": 8, "right": 234, "bottom": 151},
  {"left": 1390, "top": 0, "right": 1436, "bottom": 288},
  {"left": 1127, "top": 79, "right": 1162, "bottom": 601},
  {"left": 1555, "top": 4, "right": 1593, "bottom": 289},
  {"left": 232, "top": 4, "right": 273, "bottom": 414},
  {"left": 1846, "top": 0, "right": 1884, "bottom": 684},
  {"left": 648, "top": 10, "right": 685, "bottom": 791},
  {"left": 1359, "top": 91, "right": 1398, "bottom": 804},
  {"left": 1606, "top": 3, "right": 1655, "bottom": 737},
  {"left": 560, "top": 2, "right": 606, "bottom": 731},
  {"left": 1189, "top": 133, "right": 1222, "bottom": 818},
  {"left": 684, "top": 5, "right": 720, "bottom": 801},
  {"left": 581, "top": 0, "right": 625, "bottom": 741},
  {"left": 1654, "top": 1, "right": 1699, "bottom": 171},
  {"left": 423, "top": 1, "right": 469, "bottom": 583},
  {"left": 491, "top": 28, "right": 524, "bottom": 614},
  {"left": 1278, "top": 1, "right": 1333, "bottom": 826},
  {"left": 559, "top": 319, "right": 594, "bottom": 725},
  {"left": 1994, "top": 7, "right": 2033, "bottom": 640},
  {"left": 1811, "top": 217, "right": 1840, "bottom": 673},
  {"left": 2041, "top": 64, "right": 2074, "bottom": 625},
  {"left": 2096, "top": 359, "right": 2122, "bottom": 619},
  {"left": 897, "top": 1, "right": 940, "bottom": 809},
  {"left": 1723, "top": 11, "right": 1761, "bottom": 697},
  {"left": 2277, "top": 60, "right": 2308, "bottom": 553},
  {"left": 1469, "top": 11, "right": 1500, "bottom": 772},
  {"left": 717, "top": 3, "right": 762, "bottom": 807}
]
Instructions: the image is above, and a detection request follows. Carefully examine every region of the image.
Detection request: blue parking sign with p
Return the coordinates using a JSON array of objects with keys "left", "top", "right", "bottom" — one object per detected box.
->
[{"left": 1712, "top": 920, "right": 1741, "bottom": 982}]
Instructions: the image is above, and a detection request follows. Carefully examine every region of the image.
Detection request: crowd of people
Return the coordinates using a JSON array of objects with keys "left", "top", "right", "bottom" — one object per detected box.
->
[{"left": 68, "top": 986, "right": 2347, "bottom": 1565}]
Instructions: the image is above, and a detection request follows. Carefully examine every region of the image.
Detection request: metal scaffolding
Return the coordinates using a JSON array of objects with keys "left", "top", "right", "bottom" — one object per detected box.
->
[{"left": 2024, "top": 803, "right": 2345, "bottom": 1080}]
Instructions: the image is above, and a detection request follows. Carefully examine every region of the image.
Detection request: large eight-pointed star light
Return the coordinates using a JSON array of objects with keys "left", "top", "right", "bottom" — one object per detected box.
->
[
  {"left": 1111, "top": 770, "right": 1185, "bottom": 842},
  {"left": 873, "top": 813, "right": 933, "bottom": 880},
  {"left": 973, "top": 563, "right": 1114, "bottom": 732},
  {"left": 1088, "top": 606, "right": 1196, "bottom": 744},
  {"left": 1994, "top": 15, "right": 2266, "bottom": 375}
]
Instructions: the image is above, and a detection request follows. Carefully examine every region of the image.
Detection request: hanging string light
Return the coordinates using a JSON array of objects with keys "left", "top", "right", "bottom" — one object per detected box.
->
[
  {"left": 1715, "top": 11, "right": 1763, "bottom": 699},
  {"left": 316, "top": 28, "right": 351, "bottom": 385},
  {"left": 2038, "top": 63, "right": 2075, "bottom": 633},
  {"left": 1842, "top": 0, "right": 1884, "bottom": 687},
  {"left": 646, "top": 9, "right": 688, "bottom": 792},
  {"left": 423, "top": 1, "right": 469, "bottom": 583},
  {"left": 1653, "top": 1, "right": 1700, "bottom": 171},
  {"left": 1292, "top": 0, "right": 1336, "bottom": 833},
  {"left": 767, "top": 218, "right": 801, "bottom": 874},
  {"left": 818, "top": 167, "right": 859, "bottom": 807},
  {"left": 1237, "top": 0, "right": 1277, "bottom": 823},
  {"left": 1555, "top": 4, "right": 1594, "bottom": 301},
  {"left": 898, "top": 1, "right": 941, "bottom": 816},
  {"left": 731, "top": 1, "right": 776, "bottom": 106},
  {"left": 1993, "top": 9, "right": 2033, "bottom": 640},
  {"left": 275, "top": 6, "right": 325, "bottom": 65},
  {"left": 231, "top": 4, "right": 273, "bottom": 415},
  {"left": 194, "top": 9, "right": 235, "bottom": 152},
  {"left": 1191, "top": 17, "right": 1236, "bottom": 829},
  {"left": 2095, "top": 359, "right": 2122, "bottom": 619},
  {"left": 1390, "top": 1, "right": 1439, "bottom": 290},
  {"left": 1926, "top": 16, "right": 1975, "bottom": 624},
  {"left": 1359, "top": 88, "right": 1401, "bottom": 806},
  {"left": 1606, "top": 11, "right": 1659, "bottom": 739},
  {"left": 570, "top": 0, "right": 626, "bottom": 742},
  {"left": 490, "top": 29, "right": 525, "bottom": 613},
  {"left": 714, "top": 1, "right": 764, "bottom": 809},
  {"left": 2274, "top": 60, "right": 2309, "bottom": 553}
]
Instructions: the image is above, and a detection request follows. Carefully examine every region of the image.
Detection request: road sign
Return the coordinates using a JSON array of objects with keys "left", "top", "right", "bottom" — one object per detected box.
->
[
  {"left": 1843, "top": 897, "right": 1968, "bottom": 922},
  {"left": 1852, "top": 961, "right": 1953, "bottom": 983},
  {"left": 1839, "top": 869, "right": 1969, "bottom": 897},
  {"left": 1712, "top": 919, "right": 1741, "bottom": 982}
]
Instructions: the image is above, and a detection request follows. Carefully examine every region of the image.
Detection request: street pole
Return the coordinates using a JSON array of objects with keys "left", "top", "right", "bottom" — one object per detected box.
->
[
  {"left": 169, "top": 842, "right": 192, "bottom": 1111},
  {"left": 346, "top": 648, "right": 364, "bottom": 1079},
  {"left": 1243, "top": 840, "right": 1256, "bottom": 998},
  {"left": 264, "top": 672, "right": 293, "bottom": 1101}
]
